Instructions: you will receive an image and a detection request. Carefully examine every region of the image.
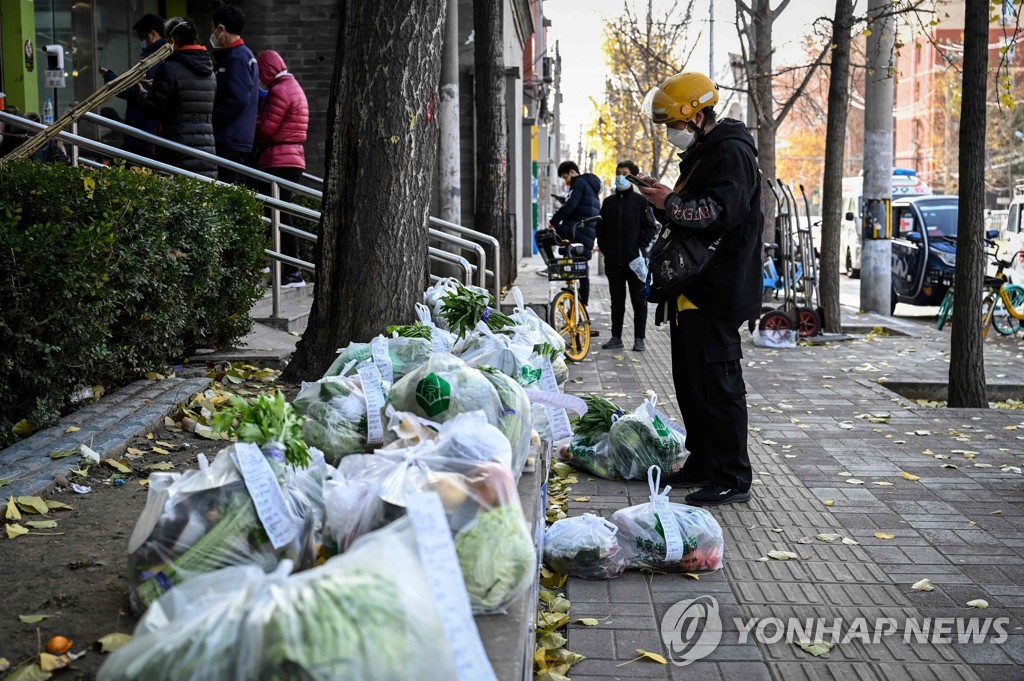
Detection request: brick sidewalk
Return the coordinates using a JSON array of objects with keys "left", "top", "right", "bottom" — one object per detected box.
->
[{"left": 558, "top": 279, "right": 1024, "bottom": 681}]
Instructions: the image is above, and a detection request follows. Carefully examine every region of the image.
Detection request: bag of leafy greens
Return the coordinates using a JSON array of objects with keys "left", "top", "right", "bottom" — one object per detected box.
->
[
  {"left": 295, "top": 372, "right": 387, "bottom": 465},
  {"left": 126, "top": 442, "right": 325, "bottom": 614},
  {"left": 544, "top": 513, "right": 626, "bottom": 579},
  {"left": 476, "top": 366, "right": 533, "bottom": 477},
  {"left": 323, "top": 335, "right": 433, "bottom": 383},
  {"left": 387, "top": 353, "right": 503, "bottom": 427},
  {"left": 607, "top": 397, "right": 686, "bottom": 480},
  {"left": 563, "top": 394, "right": 629, "bottom": 479},
  {"left": 323, "top": 429, "right": 535, "bottom": 613},
  {"left": 611, "top": 466, "right": 724, "bottom": 573},
  {"left": 504, "top": 286, "right": 566, "bottom": 356},
  {"left": 101, "top": 517, "right": 479, "bottom": 681}
]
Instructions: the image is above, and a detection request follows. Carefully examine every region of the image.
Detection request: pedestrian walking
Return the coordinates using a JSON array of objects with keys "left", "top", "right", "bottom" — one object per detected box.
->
[
  {"left": 99, "top": 13, "right": 166, "bottom": 159},
  {"left": 597, "top": 160, "right": 658, "bottom": 352},
  {"left": 140, "top": 17, "right": 217, "bottom": 179},
  {"left": 549, "top": 160, "right": 601, "bottom": 311},
  {"left": 635, "top": 71, "right": 763, "bottom": 506},
  {"left": 209, "top": 4, "right": 259, "bottom": 184},
  {"left": 255, "top": 50, "right": 309, "bottom": 288}
]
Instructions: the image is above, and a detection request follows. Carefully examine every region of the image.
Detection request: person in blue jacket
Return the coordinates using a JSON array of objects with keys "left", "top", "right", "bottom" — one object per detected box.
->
[
  {"left": 99, "top": 13, "right": 167, "bottom": 159},
  {"left": 549, "top": 160, "right": 601, "bottom": 308},
  {"left": 209, "top": 4, "right": 258, "bottom": 184}
]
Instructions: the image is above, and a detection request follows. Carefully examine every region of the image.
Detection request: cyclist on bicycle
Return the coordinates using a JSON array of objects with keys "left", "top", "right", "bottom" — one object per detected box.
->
[{"left": 549, "top": 160, "right": 601, "bottom": 309}]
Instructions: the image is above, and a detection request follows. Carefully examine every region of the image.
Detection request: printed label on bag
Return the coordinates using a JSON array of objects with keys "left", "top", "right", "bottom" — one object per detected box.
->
[
  {"left": 407, "top": 492, "right": 499, "bottom": 681},
  {"left": 370, "top": 336, "right": 393, "bottom": 385},
  {"left": 653, "top": 408, "right": 686, "bottom": 438},
  {"left": 524, "top": 388, "right": 587, "bottom": 416},
  {"left": 357, "top": 364, "right": 385, "bottom": 445},
  {"left": 230, "top": 443, "right": 297, "bottom": 550},
  {"left": 539, "top": 359, "right": 572, "bottom": 440},
  {"left": 429, "top": 327, "right": 448, "bottom": 353},
  {"left": 651, "top": 495, "right": 684, "bottom": 563}
]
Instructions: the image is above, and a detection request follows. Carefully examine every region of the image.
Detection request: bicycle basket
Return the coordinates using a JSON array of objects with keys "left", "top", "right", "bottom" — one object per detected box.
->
[{"left": 547, "top": 256, "right": 589, "bottom": 281}]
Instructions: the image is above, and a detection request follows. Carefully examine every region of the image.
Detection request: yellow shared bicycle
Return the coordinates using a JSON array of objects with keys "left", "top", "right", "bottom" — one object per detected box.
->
[{"left": 535, "top": 217, "right": 601, "bottom": 361}]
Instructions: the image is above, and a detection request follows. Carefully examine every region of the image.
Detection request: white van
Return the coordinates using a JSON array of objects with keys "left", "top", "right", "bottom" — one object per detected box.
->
[
  {"left": 839, "top": 169, "right": 932, "bottom": 277},
  {"left": 1001, "top": 183, "right": 1024, "bottom": 284}
]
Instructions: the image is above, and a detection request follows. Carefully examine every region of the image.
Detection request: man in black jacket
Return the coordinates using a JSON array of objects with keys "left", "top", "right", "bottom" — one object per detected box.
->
[
  {"left": 140, "top": 17, "right": 217, "bottom": 179},
  {"left": 597, "top": 160, "right": 657, "bottom": 352},
  {"left": 549, "top": 160, "right": 601, "bottom": 307},
  {"left": 210, "top": 4, "right": 259, "bottom": 184},
  {"left": 636, "top": 71, "right": 763, "bottom": 507},
  {"left": 99, "top": 13, "right": 166, "bottom": 159}
]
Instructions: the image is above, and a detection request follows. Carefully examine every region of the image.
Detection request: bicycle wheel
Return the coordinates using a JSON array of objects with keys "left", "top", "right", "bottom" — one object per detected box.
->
[
  {"left": 796, "top": 307, "right": 821, "bottom": 338},
  {"left": 981, "top": 293, "right": 996, "bottom": 339},
  {"left": 936, "top": 288, "right": 954, "bottom": 331},
  {"left": 550, "top": 290, "right": 590, "bottom": 362},
  {"left": 992, "top": 284, "right": 1024, "bottom": 336}
]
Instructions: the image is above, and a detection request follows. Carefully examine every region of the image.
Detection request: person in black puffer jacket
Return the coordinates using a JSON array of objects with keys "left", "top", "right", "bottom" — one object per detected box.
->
[
  {"left": 140, "top": 17, "right": 217, "bottom": 179},
  {"left": 549, "top": 160, "right": 601, "bottom": 306},
  {"left": 597, "top": 160, "right": 658, "bottom": 352}
]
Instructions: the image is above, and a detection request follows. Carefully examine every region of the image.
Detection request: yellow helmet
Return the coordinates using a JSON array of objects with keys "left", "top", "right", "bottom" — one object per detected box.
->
[{"left": 641, "top": 72, "right": 719, "bottom": 125}]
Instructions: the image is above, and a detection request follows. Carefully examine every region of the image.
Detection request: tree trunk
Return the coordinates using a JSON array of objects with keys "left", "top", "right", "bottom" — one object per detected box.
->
[
  {"left": 753, "top": 0, "right": 776, "bottom": 243},
  {"left": 819, "top": 0, "right": 854, "bottom": 333},
  {"left": 282, "top": 0, "right": 447, "bottom": 381},
  {"left": 474, "top": 0, "right": 512, "bottom": 290},
  {"left": 947, "top": 0, "right": 988, "bottom": 408}
]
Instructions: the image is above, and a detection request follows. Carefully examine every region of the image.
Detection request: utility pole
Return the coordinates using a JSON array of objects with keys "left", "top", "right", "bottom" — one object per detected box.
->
[
  {"left": 709, "top": 0, "right": 715, "bottom": 77},
  {"left": 438, "top": 0, "right": 461, "bottom": 225},
  {"left": 860, "top": 0, "right": 896, "bottom": 315}
]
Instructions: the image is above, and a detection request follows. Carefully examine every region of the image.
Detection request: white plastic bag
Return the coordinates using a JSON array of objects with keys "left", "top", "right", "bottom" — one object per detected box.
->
[
  {"left": 126, "top": 443, "right": 325, "bottom": 613},
  {"left": 295, "top": 372, "right": 387, "bottom": 463},
  {"left": 628, "top": 253, "right": 648, "bottom": 282},
  {"left": 752, "top": 327, "right": 798, "bottom": 348},
  {"left": 611, "top": 466, "right": 724, "bottom": 573},
  {"left": 607, "top": 397, "right": 686, "bottom": 480},
  {"left": 101, "top": 519, "right": 463, "bottom": 681},
  {"left": 544, "top": 513, "right": 626, "bottom": 579},
  {"left": 387, "top": 352, "right": 504, "bottom": 427},
  {"left": 323, "top": 335, "right": 434, "bottom": 381}
]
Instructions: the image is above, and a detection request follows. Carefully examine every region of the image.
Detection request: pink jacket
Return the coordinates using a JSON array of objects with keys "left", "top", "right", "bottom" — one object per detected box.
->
[{"left": 255, "top": 51, "right": 308, "bottom": 170}]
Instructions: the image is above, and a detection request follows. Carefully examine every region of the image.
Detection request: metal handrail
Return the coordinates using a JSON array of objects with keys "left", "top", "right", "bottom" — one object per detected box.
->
[
  {"left": 429, "top": 216, "right": 501, "bottom": 300},
  {"left": 428, "top": 248, "right": 473, "bottom": 284},
  {"left": 428, "top": 228, "right": 487, "bottom": 289},
  {"left": 302, "top": 172, "right": 323, "bottom": 185},
  {"left": 80, "top": 112, "right": 322, "bottom": 201}
]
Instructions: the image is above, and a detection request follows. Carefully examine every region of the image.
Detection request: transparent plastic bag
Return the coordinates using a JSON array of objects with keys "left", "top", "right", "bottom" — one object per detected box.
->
[
  {"left": 544, "top": 513, "right": 626, "bottom": 579},
  {"left": 607, "top": 397, "right": 686, "bottom": 480},
  {"left": 323, "top": 335, "right": 433, "bottom": 381},
  {"left": 611, "top": 466, "right": 724, "bottom": 573},
  {"left": 100, "top": 519, "right": 461, "bottom": 681},
  {"left": 505, "top": 286, "right": 566, "bottom": 355},
  {"left": 565, "top": 433, "right": 622, "bottom": 480},
  {"left": 477, "top": 367, "right": 533, "bottom": 477},
  {"left": 126, "top": 443, "right": 325, "bottom": 613},
  {"left": 387, "top": 353, "right": 503, "bottom": 426},
  {"left": 324, "top": 435, "right": 534, "bottom": 613},
  {"left": 295, "top": 373, "right": 387, "bottom": 463},
  {"left": 415, "top": 302, "right": 459, "bottom": 352},
  {"left": 752, "top": 327, "right": 798, "bottom": 348}
]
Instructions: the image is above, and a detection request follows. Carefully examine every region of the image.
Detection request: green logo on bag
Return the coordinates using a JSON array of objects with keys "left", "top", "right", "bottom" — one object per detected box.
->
[
  {"left": 415, "top": 373, "right": 451, "bottom": 417},
  {"left": 652, "top": 415, "right": 671, "bottom": 438},
  {"left": 521, "top": 365, "right": 543, "bottom": 384}
]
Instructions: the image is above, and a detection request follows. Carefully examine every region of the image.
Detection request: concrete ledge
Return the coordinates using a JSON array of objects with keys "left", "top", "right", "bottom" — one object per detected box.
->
[
  {"left": 878, "top": 380, "right": 1024, "bottom": 403},
  {"left": 0, "top": 377, "right": 210, "bottom": 498}
]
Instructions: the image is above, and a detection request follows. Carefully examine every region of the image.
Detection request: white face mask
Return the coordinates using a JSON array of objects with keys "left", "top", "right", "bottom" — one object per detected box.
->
[
  {"left": 209, "top": 34, "right": 220, "bottom": 49},
  {"left": 666, "top": 126, "right": 695, "bottom": 150}
]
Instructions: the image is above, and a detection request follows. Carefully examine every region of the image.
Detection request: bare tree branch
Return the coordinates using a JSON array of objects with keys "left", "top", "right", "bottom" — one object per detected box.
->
[
  {"left": 771, "top": 0, "right": 792, "bottom": 23},
  {"left": 774, "top": 45, "right": 827, "bottom": 127}
]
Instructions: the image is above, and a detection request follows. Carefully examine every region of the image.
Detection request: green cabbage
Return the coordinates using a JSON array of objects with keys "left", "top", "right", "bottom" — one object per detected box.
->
[
  {"left": 455, "top": 504, "right": 535, "bottom": 612},
  {"left": 387, "top": 354, "right": 502, "bottom": 425}
]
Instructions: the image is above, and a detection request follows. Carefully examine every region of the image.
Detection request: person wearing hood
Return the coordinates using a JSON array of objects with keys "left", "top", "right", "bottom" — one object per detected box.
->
[
  {"left": 140, "top": 17, "right": 217, "bottom": 179},
  {"left": 255, "top": 50, "right": 309, "bottom": 288},
  {"left": 99, "top": 13, "right": 167, "bottom": 159},
  {"left": 635, "top": 71, "right": 763, "bottom": 507},
  {"left": 596, "top": 160, "right": 658, "bottom": 352},
  {"left": 549, "top": 160, "right": 602, "bottom": 308}
]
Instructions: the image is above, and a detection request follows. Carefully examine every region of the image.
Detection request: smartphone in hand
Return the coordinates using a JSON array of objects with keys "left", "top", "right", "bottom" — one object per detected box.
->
[{"left": 625, "top": 174, "right": 651, "bottom": 188}]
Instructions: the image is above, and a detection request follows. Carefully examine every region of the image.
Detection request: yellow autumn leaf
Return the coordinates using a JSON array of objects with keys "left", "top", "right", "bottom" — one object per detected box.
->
[
  {"left": 155, "top": 441, "right": 176, "bottom": 449},
  {"left": 96, "top": 632, "right": 132, "bottom": 653},
  {"left": 12, "top": 419, "right": 35, "bottom": 437},
  {"left": 45, "top": 500, "right": 73, "bottom": 511},
  {"left": 6, "top": 523, "right": 29, "bottom": 539},
  {"left": 572, "top": 496, "right": 591, "bottom": 502},
  {"left": 874, "top": 532, "right": 896, "bottom": 540},
  {"left": 683, "top": 572, "right": 701, "bottom": 580},
  {"left": 38, "top": 653, "right": 71, "bottom": 673},
  {"left": 143, "top": 462, "right": 175, "bottom": 471},
  {"left": 823, "top": 499, "right": 835, "bottom": 507},
  {"left": 102, "top": 459, "right": 131, "bottom": 474},
  {"left": 636, "top": 649, "right": 668, "bottom": 664},
  {"left": 150, "top": 447, "right": 170, "bottom": 456},
  {"left": 0, "top": 658, "right": 9, "bottom": 672},
  {"left": 64, "top": 426, "right": 80, "bottom": 434},
  {"left": 18, "top": 614, "right": 52, "bottom": 624},
  {"left": 900, "top": 471, "right": 921, "bottom": 481},
  {"left": 6, "top": 497, "right": 22, "bottom": 521},
  {"left": 16, "top": 496, "right": 48, "bottom": 515},
  {"left": 574, "top": 618, "right": 600, "bottom": 626},
  {"left": 25, "top": 520, "right": 57, "bottom": 529},
  {"left": 125, "top": 447, "right": 146, "bottom": 457}
]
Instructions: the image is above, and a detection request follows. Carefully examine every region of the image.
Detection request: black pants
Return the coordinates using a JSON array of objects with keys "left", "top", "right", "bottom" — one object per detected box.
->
[
  {"left": 217, "top": 146, "right": 253, "bottom": 186},
  {"left": 670, "top": 310, "right": 752, "bottom": 491},
  {"left": 256, "top": 166, "right": 305, "bottom": 278},
  {"left": 605, "top": 260, "right": 648, "bottom": 339}
]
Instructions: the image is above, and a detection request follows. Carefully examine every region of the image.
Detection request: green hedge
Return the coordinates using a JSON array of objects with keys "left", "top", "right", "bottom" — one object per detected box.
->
[{"left": 0, "top": 161, "right": 266, "bottom": 446}]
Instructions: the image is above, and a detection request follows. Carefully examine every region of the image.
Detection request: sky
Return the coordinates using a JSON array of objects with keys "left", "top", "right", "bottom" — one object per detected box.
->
[{"left": 544, "top": 0, "right": 864, "bottom": 156}]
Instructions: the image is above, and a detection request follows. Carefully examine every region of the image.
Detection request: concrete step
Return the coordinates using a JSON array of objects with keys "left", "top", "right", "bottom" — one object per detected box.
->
[{"left": 252, "top": 284, "right": 314, "bottom": 333}]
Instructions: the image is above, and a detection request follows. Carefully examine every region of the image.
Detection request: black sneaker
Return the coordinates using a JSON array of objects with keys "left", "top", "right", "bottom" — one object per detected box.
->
[
  {"left": 632, "top": 338, "right": 646, "bottom": 352},
  {"left": 685, "top": 484, "right": 751, "bottom": 506},
  {"left": 601, "top": 336, "right": 624, "bottom": 349}
]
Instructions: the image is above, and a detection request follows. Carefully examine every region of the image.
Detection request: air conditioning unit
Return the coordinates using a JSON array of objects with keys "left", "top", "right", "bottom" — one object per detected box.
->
[{"left": 542, "top": 56, "right": 553, "bottom": 84}]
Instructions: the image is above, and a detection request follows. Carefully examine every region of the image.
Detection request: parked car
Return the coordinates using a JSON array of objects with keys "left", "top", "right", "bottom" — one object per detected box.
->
[
  {"left": 841, "top": 169, "right": 932, "bottom": 278},
  {"left": 1000, "top": 184, "right": 1024, "bottom": 284}
]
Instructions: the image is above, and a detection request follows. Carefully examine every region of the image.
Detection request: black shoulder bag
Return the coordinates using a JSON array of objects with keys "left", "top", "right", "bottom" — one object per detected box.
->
[{"left": 644, "top": 160, "right": 721, "bottom": 304}]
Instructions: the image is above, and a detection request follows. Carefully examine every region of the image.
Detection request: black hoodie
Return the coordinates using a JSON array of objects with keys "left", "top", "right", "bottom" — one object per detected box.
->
[
  {"left": 552, "top": 172, "right": 602, "bottom": 251},
  {"left": 141, "top": 47, "right": 218, "bottom": 178},
  {"left": 655, "top": 118, "right": 763, "bottom": 322}
]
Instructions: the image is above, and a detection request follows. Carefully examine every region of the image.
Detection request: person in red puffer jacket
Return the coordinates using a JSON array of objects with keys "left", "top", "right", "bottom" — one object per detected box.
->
[{"left": 256, "top": 49, "right": 309, "bottom": 287}]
